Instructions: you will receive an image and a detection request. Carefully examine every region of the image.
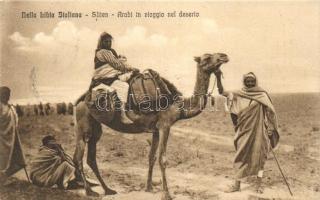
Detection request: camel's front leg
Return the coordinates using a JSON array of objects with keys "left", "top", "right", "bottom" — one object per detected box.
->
[
  {"left": 73, "top": 132, "right": 99, "bottom": 196},
  {"left": 146, "top": 130, "right": 160, "bottom": 192},
  {"left": 158, "top": 127, "right": 172, "bottom": 200},
  {"left": 87, "top": 120, "right": 117, "bottom": 195}
]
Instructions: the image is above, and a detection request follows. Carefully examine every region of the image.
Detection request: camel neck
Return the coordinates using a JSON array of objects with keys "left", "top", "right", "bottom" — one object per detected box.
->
[{"left": 181, "top": 66, "right": 210, "bottom": 119}]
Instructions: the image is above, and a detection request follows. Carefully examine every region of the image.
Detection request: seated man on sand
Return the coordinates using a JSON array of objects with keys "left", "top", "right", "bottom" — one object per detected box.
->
[{"left": 30, "top": 135, "right": 80, "bottom": 189}]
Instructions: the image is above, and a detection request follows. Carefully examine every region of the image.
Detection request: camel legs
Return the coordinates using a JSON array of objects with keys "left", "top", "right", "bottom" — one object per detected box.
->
[
  {"left": 158, "top": 127, "right": 172, "bottom": 200},
  {"left": 73, "top": 115, "right": 98, "bottom": 196},
  {"left": 87, "top": 118, "right": 117, "bottom": 195},
  {"left": 146, "top": 130, "right": 160, "bottom": 192}
]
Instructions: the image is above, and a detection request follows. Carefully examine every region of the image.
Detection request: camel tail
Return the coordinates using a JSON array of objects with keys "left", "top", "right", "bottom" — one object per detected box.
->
[
  {"left": 74, "top": 91, "right": 87, "bottom": 106},
  {"left": 73, "top": 104, "right": 77, "bottom": 137}
]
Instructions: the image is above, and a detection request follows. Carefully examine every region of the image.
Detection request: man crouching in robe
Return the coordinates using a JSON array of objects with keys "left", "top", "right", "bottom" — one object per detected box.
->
[
  {"left": 214, "top": 71, "right": 280, "bottom": 193},
  {"left": 30, "top": 135, "right": 79, "bottom": 189}
]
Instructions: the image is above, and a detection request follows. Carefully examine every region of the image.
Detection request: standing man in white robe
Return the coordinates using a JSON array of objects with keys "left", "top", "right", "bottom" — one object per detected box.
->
[
  {"left": 0, "top": 86, "right": 26, "bottom": 185},
  {"left": 214, "top": 71, "right": 280, "bottom": 193}
]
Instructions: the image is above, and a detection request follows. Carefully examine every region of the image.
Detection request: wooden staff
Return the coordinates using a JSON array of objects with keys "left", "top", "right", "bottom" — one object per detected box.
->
[
  {"left": 24, "top": 167, "right": 31, "bottom": 183},
  {"left": 270, "top": 147, "right": 293, "bottom": 196}
]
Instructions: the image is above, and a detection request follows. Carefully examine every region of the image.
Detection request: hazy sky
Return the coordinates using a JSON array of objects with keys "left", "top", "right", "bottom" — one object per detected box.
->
[{"left": 1, "top": 1, "right": 319, "bottom": 103}]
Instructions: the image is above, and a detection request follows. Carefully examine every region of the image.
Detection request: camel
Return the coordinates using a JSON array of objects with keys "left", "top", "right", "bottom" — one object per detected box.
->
[{"left": 73, "top": 53, "right": 229, "bottom": 200}]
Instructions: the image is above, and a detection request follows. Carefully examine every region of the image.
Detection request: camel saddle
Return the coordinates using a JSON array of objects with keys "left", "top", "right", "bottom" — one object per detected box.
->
[
  {"left": 80, "top": 69, "right": 181, "bottom": 121},
  {"left": 129, "top": 69, "right": 176, "bottom": 113}
]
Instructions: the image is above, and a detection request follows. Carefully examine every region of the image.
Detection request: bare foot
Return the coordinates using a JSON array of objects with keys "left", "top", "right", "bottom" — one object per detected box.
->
[
  {"left": 161, "top": 192, "right": 172, "bottom": 200},
  {"left": 86, "top": 188, "right": 99, "bottom": 197},
  {"left": 255, "top": 185, "right": 264, "bottom": 194},
  {"left": 145, "top": 185, "right": 153, "bottom": 192},
  {"left": 120, "top": 110, "right": 134, "bottom": 124},
  {"left": 255, "top": 177, "right": 263, "bottom": 194},
  {"left": 0, "top": 172, "right": 8, "bottom": 186},
  {"left": 67, "top": 180, "right": 83, "bottom": 190},
  {"left": 105, "top": 187, "right": 117, "bottom": 195},
  {"left": 224, "top": 185, "right": 241, "bottom": 193}
]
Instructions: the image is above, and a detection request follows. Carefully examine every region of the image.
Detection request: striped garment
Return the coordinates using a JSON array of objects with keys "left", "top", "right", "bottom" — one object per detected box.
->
[{"left": 95, "top": 49, "right": 130, "bottom": 73}]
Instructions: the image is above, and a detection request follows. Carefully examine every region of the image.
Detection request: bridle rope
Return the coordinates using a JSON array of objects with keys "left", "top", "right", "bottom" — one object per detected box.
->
[{"left": 208, "top": 75, "right": 217, "bottom": 96}]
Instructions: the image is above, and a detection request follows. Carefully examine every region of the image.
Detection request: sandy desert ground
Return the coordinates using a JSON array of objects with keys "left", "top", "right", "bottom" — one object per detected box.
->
[{"left": 1, "top": 93, "right": 320, "bottom": 200}]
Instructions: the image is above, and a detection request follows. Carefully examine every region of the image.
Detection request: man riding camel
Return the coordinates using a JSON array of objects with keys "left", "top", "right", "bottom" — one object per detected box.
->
[
  {"left": 82, "top": 32, "right": 180, "bottom": 122},
  {"left": 89, "top": 32, "right": 140, "bottom": 123}
]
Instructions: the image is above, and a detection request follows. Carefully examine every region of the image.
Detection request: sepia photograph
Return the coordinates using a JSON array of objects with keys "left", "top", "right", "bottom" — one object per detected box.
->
[{"left": 0, "top": 0, "right": 319, "bottom": 199}]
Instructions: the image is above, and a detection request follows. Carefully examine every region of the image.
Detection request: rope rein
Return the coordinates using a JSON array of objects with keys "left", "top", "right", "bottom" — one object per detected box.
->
[
  {"left": 193, "top": 72, "right": 223, "bottom": 97},
  {"left": 208, "top": 75, "right": 217, "bottom": 96}
]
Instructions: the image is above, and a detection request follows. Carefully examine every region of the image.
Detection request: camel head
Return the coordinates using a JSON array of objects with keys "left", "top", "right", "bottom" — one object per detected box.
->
[{"left": 194, "top": 53, "right": 229, "bottom": 74}]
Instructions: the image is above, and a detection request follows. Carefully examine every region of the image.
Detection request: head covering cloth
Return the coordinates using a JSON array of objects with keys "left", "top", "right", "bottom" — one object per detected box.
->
[
  {"left": 0, "top": 86, "right": 11, "bottom": 104},
  {"left": 42, "top": 135, "right": 56, "bottom": 146},
  {"left": 95, "top": 32, "right": 118, "bottom": 59},
  {"left": 96, "top": 32, "right": 113, "bottom": 51}
]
